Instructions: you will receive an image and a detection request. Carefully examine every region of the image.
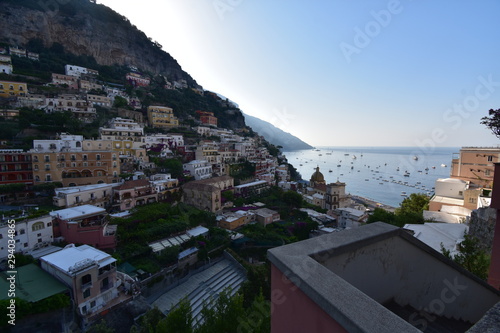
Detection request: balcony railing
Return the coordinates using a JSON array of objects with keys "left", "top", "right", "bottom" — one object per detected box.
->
[
  {"left": 100, "top": 282, "right": 114, "bottom": 293},
  {"left": 98, "top": 266, "right": 116, "bottom": 276},
  {"left": 81, "top": 281, "right": 92, "bottom": 290}
]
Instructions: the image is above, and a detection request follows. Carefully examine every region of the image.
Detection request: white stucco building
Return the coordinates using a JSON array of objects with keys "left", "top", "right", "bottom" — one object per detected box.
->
[
  {"left": 0, "top": 215, "right": 53, "bottom": 261},
  {"left": 183, "top": 160, "right": 213, "bottom": 180}
]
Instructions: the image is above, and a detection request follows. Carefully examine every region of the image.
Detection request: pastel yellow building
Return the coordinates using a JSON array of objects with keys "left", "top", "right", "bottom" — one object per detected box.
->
[
  {"left": 0, "top": 81, "right": 27, "bottom": 98},
  {"left": 147, "top": 105, "right": 179, "bottom": 129},
  {"left": 112, "top": 140, "right": 148, "bottom": 162}
]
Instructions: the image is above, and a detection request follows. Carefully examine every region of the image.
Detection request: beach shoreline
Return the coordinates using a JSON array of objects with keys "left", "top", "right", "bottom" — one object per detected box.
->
[{"left": 350, "top": 195, "right": 397, "bottom": 212}]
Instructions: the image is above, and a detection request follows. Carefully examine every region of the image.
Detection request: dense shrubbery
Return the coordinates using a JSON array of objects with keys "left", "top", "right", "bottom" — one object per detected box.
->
[
  {"left": 112, "top": 203, "right": 219, "bottom": 273},
  {"left": 367, "top": 193, "right": 429, "bottom": 227},
  {"left": 0, "top": 294, "right": 70, "bottom": 327}
]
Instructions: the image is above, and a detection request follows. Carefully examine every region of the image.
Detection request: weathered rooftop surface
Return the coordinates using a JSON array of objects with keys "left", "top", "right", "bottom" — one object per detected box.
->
[{"left": 268, "top": 222, "right": 500, "bottom": 333}]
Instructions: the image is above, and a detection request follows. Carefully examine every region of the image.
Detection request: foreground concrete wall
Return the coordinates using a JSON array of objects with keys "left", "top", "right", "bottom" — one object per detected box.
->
[
  {"left": 270, "top": 264, "right": 348, "bottom": 333},
  {"left": 317, "top": 235, "right": 498, "bottom": 323}
]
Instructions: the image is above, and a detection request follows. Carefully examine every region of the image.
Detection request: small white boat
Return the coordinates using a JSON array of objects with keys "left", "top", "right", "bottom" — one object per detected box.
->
[{"left": 441, "top": 164, "right": 447, "bottom": 167}]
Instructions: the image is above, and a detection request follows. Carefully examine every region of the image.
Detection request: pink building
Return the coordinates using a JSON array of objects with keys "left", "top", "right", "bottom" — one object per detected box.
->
[
  {"left": 268, "top": 223, "right": 500, "bottom": 332},
  {"left": 255, "top": 208, "right": 280, "bottom": 226},
  {"left": 51, "top": 73, "right": 79, "bottom": 90},
  {"left": 126, "top": 72, "right": 150, "bottom": 87},
  {"left": 450, "top": 147, "right": 500, "bottom": 188},
  {"left": 50, "top": 205, "right": 117, "bottom": 249}
]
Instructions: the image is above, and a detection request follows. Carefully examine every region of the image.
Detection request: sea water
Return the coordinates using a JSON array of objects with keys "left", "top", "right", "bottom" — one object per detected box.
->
[{"left": 283, "top": 146, "right": 459, "bottom": 208}]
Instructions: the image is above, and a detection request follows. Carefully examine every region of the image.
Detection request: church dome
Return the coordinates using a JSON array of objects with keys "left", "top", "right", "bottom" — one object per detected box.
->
[{"left": 310, "top": 166, "right": 325, "bottom": 183}]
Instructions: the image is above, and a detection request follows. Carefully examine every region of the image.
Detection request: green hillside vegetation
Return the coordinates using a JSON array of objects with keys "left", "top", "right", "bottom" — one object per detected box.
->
[
  {"left": 111, "top": 202, "right": 227, "bottom": 273},
  {"left": 367, "top": 193, "right": 430, "bottom": 227}
]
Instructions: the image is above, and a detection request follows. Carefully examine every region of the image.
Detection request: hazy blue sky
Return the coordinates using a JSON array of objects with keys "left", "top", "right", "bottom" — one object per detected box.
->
[{"left": 98, "top": 0, "right": 500, "bottom": 148}]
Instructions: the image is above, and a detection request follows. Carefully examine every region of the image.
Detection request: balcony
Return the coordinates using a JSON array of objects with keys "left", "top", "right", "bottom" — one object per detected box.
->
[
  {"left": 81, "top": 281, "right": 92, "bottom": 290},
  {"left": 100, "top": 281, "right": 114, "bottom": 293},
  {"left": 98, "top": 265, "right": 116, "bottom": 277}
]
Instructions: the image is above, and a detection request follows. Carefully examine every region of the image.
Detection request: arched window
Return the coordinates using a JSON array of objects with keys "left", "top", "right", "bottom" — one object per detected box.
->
[{"left": 32, "top": 222, "right": 45, "bottom": 231}]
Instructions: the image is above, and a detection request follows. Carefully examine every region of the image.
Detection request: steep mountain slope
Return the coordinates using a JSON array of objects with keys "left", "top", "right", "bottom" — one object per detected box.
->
[
  {"left": 0, "top": 0, "right": 312, "bottom": 148},
  {"left": 244, "top": 113, "right": 313, "bottom": 151},
  {"left": 0, "top": 0, "right": 196, "bottom": 85}
]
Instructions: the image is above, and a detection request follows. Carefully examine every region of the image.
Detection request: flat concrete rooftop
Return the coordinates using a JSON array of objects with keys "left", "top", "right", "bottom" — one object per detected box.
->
[{"left": 268, "top": 222, "right": 500, "bottom": 333}]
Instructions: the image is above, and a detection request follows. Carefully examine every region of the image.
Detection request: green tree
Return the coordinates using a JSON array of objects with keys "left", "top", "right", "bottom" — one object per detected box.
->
[
  {"left": 196, "top": 290, "right": 246, "bottom": 333},
  {"left": 282, "top": 190, "right": 303, "bottom": 209},
  {"left": 480, "top": 108, "right": 500, "bottom": 139},
  {"left": 367, "top": 208, "right": 396, "bottom": 225},
  {"left": 397, "top": 193, "right": 429, "bottom": 215},
  {"left": 239, "top": 292, "right": 271, "bottom": 333},
  {"left": 88, "top": 319, "right": 115, "bottom": 333},
  {"left": 136, "top": 307, "right": 164, "bottom": 333},
  {"left": 114, "top": 96, "right": 129, "bottom": 108},
  {"left": 158, "top": 298, "right": 193, "bottom": 333},
  {"left": 156, "top": 245, "right": 180, "bottom": 266},
  {"left": 394, "top": 210, "right": 424, "bottom": 226},
  {"left": 442, "top": 234, "right": 490, "bottom": 280},
  {"left": 153, "top": 157, "right": 184, "bottom": 179}
]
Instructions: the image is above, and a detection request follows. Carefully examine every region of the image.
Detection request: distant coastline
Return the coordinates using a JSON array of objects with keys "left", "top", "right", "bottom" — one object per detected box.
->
[{"left": 283, "top": 146, "right": 456, "bottom": 207}]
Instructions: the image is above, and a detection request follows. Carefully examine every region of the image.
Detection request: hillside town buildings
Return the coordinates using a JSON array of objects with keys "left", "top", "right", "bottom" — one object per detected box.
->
[
  {"left": 65, "top": 64, "right": 98, "bottom": 78},
  {"left": 0, "top": 149, "right": 33, "bottom": 187},
  {"left": 183, "top": 160, "right": 213, "bottom": 180},
  {"left": 53, "top": 183, "right": 118, "bottom": 208},
  {"left": 126, "top": 72, "right": 150, "bottom": 87},
  {"left": 0, "top": 80, "right": 27, "bottom": 98},
  {"left": 0, "top": 55, "right": 13, "bottom": 75},
  {"left": 40, "top": 244, "right": 121, "bottom": 317},
  {"left": 196, "top": 110, "right": 218, "bottom": 127},
  {"left": 2, "top": 38, "right": 500, "bottom": 333},
  {"left": 182, "top": 175, "right": 234, "bottom": 213},
  {"left": 150, "top": 173, "right": 179, "bottom": 200},
  {"left": 30, "top": 134, "right": 121, "bottom": 186},
  {"left": 450, "top": 147, "right": 499, "bottom": 188},
  {"left": 147, "top": 105, "right": 179, "bottom": 129},
  {"left": 0, "top": 215, "right": 53, "bottom": 261},
  {"left": 429, "top": 147, "right": 500, "bottom": 214},
  {"left": 50, "top": 205, "right": 116, "bottom": 249},
  {"left": 112, "top": 179, "right": 158, "bottom": 211}
]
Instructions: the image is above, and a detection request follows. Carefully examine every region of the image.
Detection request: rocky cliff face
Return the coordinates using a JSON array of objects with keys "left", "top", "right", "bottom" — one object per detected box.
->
[
  {"left": 0, "top": 0, "right": 196, "bottom": 85},
  {"left": 469, "top": 207, "right": 496, "bottom": 253}
]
